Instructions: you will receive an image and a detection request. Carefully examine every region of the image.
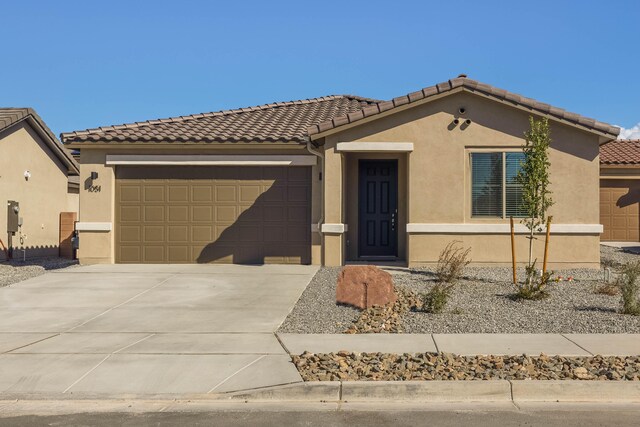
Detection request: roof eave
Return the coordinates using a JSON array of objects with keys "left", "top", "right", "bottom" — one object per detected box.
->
[{"left": 308, "top": 84, "right": 619, "bottom": 142}]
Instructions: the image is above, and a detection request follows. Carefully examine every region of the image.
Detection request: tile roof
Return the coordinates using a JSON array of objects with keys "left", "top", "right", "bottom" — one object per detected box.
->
[
  {"left": 0, "top": 108, "right": 79, "bottom": 174},
  {"left": 61, "top": 95, "right": 380, "bottom": 144},
  {"left": 600, "top": 139, "right": 640, "bottom": 165},
  {"left": 307, "top": 75, "right": 620, "bottom": 139}
]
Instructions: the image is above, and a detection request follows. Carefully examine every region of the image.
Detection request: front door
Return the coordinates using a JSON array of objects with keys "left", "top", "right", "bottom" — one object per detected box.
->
[{"left": 358, "top": 160, "right": 398, "bottom": 258}]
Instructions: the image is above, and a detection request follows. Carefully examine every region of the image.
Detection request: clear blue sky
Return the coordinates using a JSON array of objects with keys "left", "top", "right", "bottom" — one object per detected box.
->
[{"left": 2, "top": 0, "right": 639, "bottom": 137}]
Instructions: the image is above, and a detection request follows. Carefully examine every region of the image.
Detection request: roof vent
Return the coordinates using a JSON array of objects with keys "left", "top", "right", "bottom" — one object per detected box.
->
[{"left": 458, "top": 74, "right": 468, "bottom": 78}]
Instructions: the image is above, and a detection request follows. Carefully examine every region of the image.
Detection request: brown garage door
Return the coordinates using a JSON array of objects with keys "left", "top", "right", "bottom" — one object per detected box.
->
[
  {"left": 600, "top": 179, "right": 640, "bottom": 241},
  {"left": 115, "top": 166, "right": 311, "bottom": 264}
]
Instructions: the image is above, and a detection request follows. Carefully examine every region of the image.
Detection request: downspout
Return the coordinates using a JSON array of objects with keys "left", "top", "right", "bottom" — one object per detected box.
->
[{"left": 305, "top": 137, "right": 324, "bottom": 234}]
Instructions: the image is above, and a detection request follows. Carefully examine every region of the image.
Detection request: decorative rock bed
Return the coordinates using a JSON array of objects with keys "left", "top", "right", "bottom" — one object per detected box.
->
[
  {"left": 0, "top": 257, "right": 78, "bottom": 288},
  {"left": 278, "top": 246, "right": 640, "bottom": 334},
  {"left": 292, "top": 351, "right": 640, "bottom": 381}
]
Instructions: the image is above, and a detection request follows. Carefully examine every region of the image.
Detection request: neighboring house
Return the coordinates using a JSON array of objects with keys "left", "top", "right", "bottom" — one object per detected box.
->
[
  {"left": 0, "top": 108, "right": 79, "bottom": 260},
  {"left": 61, "top": 75, "right": 618, "bottom": 268},
  {"left": 600, "top": 139, "right": 640, "bottom": 241}
]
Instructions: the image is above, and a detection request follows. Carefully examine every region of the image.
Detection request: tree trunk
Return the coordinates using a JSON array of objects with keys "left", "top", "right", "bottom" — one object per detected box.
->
[{"left": 528, "top": 222, "right": 534, "bottom": 286}]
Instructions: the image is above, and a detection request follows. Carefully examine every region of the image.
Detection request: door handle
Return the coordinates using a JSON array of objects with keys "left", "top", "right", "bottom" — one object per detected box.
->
[{"left": 391, "top": 211, "right": 396, "bottom": 231}]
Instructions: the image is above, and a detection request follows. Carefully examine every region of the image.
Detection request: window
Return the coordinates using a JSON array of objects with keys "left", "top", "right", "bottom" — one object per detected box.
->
[{"left": 471, "top": 152, "right": 525, "bottom": 218}]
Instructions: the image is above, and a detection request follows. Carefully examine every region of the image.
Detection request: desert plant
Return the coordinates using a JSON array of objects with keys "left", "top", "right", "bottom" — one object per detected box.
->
[
  {"left": 514, "top": 261, "right": 551, "bottom": 300},
  {"left": 619, "top": 262, "right": 640, "bottom": 315},
  {"left": 516, "top": 116, "right": 554, "bottom": 285},
  {"left": 594, "top": 282, "right": 619, "bottom": 296},
  {"left": 435, "top": 241, "right": 471, "bottom": 284},
  {"left": 421, "top": 283, "right": 454, "bottom": 314}
]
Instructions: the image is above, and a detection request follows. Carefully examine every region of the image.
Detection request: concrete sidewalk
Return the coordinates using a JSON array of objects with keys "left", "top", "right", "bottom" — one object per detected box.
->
[{"left": 277, "top": 333, "right": 640, "bottom": 356}]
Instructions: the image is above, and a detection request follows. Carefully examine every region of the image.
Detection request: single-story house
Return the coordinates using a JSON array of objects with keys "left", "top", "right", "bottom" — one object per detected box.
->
[
  {"left": 600, "top": 139, "right": 640, "bottom": 241},
  {"left": 0, "top": 108, "right": 79, "bottom": 260},
  {"left": 61, "top": 75, "right": 619, "bottom": 268}
]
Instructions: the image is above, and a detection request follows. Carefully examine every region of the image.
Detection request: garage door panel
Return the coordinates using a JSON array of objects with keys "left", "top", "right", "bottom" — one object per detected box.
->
[
  {"left": 264, "top": 206, "right": 286, "bottom": 221},
  {"left": 216, "top": 186, "right": 237, "bottom": 202},
  {"left": 192, "top": 226, "right": 213, "bottom": 242},
  {"left": 261, "top": 186, "right": 286, "bottom": 202},
  {"left": 192, "top": 206, "right": 213, "bottom": 222},
  {"left": 143, "top": 246, "right": 165, "bottom": 263},
  {"left": 119, "top": 226, "right": 141, "bottom": 243},
  {"left": 144, "top": 186, "right": 165, "bottom": 202},
  {"left": 144, "top": 206, "right": 164, "bottom": 222},
  {"left": 168, "top": 246, "right": 189, "bottom": 263},
  {"left": 601, "top": 179, "right": 640, "bottom": 242},
  {"left": 168, "top": 206, "right": 189, "bottom": 222},
  {"left": 120, "top": 186, "right": 141, "bottom": 202},
  {"left": 240, "top": 185, "right": 262, "bottom": 202},
  {"left": 120, "top": 246, "right": 141, "bottom": 263},
  {"left": 120, "top": 206, "right": 141, "bottom": 222},
  {"left": 168, "top": 226, "right": 189, "bottom": 243},
  {"left": 144, "top": 226, "right": 164, "bottom": 242},
  {"left": 168, "top": 185, "right": 189, "bottom": 202},
  {"left": 238, "top": 205, "right": 262, "bottom": 222},
  {"left": 192, "top": 186, "right": 213, "bottom": 202},
  {"left": 216, "top": 206, "right": 237, "bottom": 222},
  {"left": 288, "top": 186, "right": 310, "bottom": 202},
  {"left": 116, "top": 166, "right": 310, "bottom": 264}
]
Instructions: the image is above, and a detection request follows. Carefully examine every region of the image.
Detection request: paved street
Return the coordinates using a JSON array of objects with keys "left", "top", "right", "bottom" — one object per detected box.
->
[{"left": 0, "top": 264, "right": 317, "bottom": 396}]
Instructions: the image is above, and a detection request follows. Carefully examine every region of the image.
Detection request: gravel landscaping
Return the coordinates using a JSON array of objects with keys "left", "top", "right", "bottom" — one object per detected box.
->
[
  {"left": 0, "top": 257, "right": 78, "bottom": 288},
  {"left": 278, "top": 245, "right": 640, "bottom": 334},
  {"left": 293, "top": 351, "right": 640, "bottom": 381}
]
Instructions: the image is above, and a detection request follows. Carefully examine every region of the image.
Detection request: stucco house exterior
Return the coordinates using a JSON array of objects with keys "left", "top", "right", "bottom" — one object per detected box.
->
[
  {"left": 600, "top": 139, "right": 640, "bottom": 241},
  {"left": 0, "top": 108, "right": 79, "bottom": 260},
  {"left": 61, "top": 75, "right": 618, "bottom": 268}
]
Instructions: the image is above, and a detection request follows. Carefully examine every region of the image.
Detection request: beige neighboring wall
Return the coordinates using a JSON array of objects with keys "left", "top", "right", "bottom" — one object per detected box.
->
[
  {"left": 75, "top": 145, "right": 322, "bottom": 265},
  {"left": 321, "top": 91, "right": 602, "bottom": 268},
  {"left": 77, "top": 149, "right": 115, "bottom": 264},
  {"left": 0, "top": 123, "right": 73, "bottom": 259}
]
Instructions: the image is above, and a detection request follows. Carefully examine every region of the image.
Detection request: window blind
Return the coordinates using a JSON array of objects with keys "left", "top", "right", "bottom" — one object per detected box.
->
[
  {"left": 505, "top": 152, "right": 525, "bottom": 217},
  {"left": 471, "top": 153, "right": 503, "bottom": 217}
]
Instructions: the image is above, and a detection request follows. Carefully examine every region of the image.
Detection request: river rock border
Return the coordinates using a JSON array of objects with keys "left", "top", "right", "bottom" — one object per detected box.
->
[{"left": 292, "top": 352, "right": 640, "bottom": 381}]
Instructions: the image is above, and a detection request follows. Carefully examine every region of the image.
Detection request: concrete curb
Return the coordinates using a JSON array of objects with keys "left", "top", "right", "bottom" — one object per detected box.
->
[
  {"left": 224, "top": 382, "right": 340, "bottom": 402},
  {"left": 2, "top": 381, "right": 639, "bottom": 404},
  {"left": 220, "top": 380, "right": 640, "bottom": 403},
  {"left": 340, "top": 381, "right": 510, "bottom": 402},
  {"left": 511, "top": 380, "right": 640, "bottom": 402}
]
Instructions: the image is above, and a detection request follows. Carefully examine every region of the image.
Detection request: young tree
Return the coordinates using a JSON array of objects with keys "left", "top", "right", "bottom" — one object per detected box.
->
[{"left": 516, "top": 116, "right": 554, "bottom": 292}]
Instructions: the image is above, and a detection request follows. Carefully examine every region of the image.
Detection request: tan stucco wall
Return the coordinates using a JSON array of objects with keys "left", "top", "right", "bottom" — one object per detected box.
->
[
  {"left": 75, "top": 146, "right": 322, "bottom": 265},
  {"left": 322, "top": 91, "right": 601, "bottom": 268},
  {"left": 0, "top": 123, "right": 75, "bottom": 259}
]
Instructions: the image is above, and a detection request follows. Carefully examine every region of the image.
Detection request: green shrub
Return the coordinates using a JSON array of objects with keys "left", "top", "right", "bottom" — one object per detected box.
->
[
  {"left": 619, "top": 262, "right": 640, "bottom": 315},
  {"left": 421, "top": 283, "right": 454, "bottom": 314},
  {"left": 435, "top": 241, "right": 471, "bottom": 284},
  {"left": 514, "top": 261, "right": 551, "bottom": 300}
]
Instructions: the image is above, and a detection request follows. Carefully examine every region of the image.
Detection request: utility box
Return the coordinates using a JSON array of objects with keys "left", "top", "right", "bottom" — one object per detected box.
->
[{"left": 7, "top": 201, "right": 20, "bottom": 234}]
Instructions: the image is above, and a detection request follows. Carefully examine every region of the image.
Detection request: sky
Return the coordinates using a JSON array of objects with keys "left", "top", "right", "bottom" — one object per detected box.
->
[{"left": 1, "top": 0, "right": 639, "bottom": 139}]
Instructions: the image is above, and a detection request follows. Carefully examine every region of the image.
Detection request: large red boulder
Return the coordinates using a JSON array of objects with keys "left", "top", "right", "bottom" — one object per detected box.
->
[{"left": 336, "top": 265, "right": 397, "bottom": 309}]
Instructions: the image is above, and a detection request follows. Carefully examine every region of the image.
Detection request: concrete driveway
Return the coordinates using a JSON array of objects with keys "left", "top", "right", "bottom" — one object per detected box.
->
[{"left": 0, "top": 264, "right": 317, "bottom": 397}]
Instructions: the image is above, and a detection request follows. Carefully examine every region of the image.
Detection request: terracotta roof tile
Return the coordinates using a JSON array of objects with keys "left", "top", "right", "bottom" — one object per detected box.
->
[
  {"left": 600, "top": 139, "right": 640, "bottom": 165},
  {"left": 61, "top": 95, "right": 380, "bottom": 144},
  {"left": 308, "top": 75, "right": 620, "bottom": 138}
]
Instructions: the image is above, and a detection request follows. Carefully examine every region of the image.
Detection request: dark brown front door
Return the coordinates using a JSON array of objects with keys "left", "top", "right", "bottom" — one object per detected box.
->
[{"left": 358, "top": 160, "right": 398, "bottom": 258}]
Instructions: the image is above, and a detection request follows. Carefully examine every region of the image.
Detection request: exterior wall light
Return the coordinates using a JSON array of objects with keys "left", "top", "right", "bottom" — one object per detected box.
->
[{"left": 24, "top": 170, "right": 31, "bottom": 180}]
